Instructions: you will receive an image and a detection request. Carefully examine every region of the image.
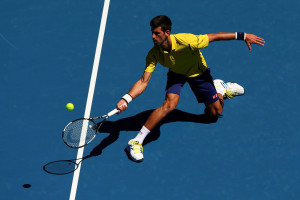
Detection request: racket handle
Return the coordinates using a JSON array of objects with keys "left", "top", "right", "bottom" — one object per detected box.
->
[{"left": 107, "top": 108, "right": 118, "bottom": 117}]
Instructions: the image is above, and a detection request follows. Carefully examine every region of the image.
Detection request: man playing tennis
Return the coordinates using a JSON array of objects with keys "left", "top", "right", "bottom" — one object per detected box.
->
[{"left": 116, "top": 15, "right": 265, "bottom": 162}]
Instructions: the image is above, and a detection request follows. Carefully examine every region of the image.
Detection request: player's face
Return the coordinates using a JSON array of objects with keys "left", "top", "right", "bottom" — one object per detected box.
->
[{"left": 151, "top": 26, "right": 169, "bottom": 46}]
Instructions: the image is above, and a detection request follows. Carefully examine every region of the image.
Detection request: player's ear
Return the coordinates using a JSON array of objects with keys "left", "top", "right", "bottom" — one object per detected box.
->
[{"left": 165, "top": 30, "right": 170, "bottom": 36}]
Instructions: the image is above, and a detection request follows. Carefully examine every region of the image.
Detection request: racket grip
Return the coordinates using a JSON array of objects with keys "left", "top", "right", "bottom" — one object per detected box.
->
[{"left": 107, "top": 108, "right": 118, "bottom": 117}]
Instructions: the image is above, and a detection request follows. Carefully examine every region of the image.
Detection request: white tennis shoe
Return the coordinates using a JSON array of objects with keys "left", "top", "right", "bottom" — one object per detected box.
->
[
  {"left": 214, "top": 79, "right": 245, "bottom": 99},
  {"left": 126, "top": 139, "right": 144, "bottom": 163},
  {"left": 226, "top": 82, "right": 245, "bottom": 98}
]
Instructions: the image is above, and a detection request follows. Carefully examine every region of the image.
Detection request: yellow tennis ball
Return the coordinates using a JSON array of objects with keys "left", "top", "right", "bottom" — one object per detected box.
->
[{"left": 66, "top": 103, "right": 74, "bottom": 111}]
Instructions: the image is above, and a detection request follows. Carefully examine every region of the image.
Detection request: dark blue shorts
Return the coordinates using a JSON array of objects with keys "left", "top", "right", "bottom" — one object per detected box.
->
[{"left": 165, "top": 68, "right": 219, "bottom": 104}]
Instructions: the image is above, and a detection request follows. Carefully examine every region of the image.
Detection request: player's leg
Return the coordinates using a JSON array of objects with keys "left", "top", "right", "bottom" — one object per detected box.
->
[
  {"left": 126, "top": 93, "right": 180, "bottom": 162},
  {"left": 126, "top": 71, "right": 185, "bottom": 162},
  {"left": 144, "top": 93, "right": 180, "bottom": 131},
  {"left": 205, "top": 79, "right": 245, "bottom": 116},
  {"left": 204, "top": 94, "right": 223, "bottom": 117},
  {"left": 188, "top": 68, "right": 222, "bottom": 117}
]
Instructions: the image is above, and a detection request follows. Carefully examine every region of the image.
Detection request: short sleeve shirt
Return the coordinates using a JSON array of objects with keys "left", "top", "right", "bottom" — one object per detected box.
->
[{"left": 145, "top": 33, "right": 209, "bottom": 78}]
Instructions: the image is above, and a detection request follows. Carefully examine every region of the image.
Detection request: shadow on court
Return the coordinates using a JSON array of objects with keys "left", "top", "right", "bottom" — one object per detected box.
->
[
  {"left": 43, "top": 109, "right": 218, "bottom": 174},
  {"left": 90, "top": 109, "right": 218, "bottom": 156}
]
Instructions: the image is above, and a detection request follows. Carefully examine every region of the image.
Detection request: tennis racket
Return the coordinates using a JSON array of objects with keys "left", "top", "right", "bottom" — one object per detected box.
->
[{"left": 62, "top": 108, "right": 118, "bottom": 148}]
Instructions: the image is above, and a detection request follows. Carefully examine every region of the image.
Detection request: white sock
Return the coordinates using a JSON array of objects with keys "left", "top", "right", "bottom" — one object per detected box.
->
[{"left": 133, "top": 126, "right": 150, "bottom": 144}]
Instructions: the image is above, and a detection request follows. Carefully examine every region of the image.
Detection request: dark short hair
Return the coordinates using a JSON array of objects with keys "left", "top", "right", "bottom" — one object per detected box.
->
[{"left": 150, "top": 15, "right": 172, "bottom": 32}]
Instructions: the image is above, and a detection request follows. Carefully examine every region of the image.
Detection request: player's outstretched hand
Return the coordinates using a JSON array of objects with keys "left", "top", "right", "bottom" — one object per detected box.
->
[
  {"left": 116, "top": 99, "right": 128, "bottom": 114},
  {"left": 245, "top": 34, "right": 265, "bottom": 51}
]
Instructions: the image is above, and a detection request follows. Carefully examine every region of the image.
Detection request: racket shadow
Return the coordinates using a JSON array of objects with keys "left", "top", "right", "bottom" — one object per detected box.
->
[
  {"left": 43, "top": 155, "right": 94, "bottom": 175},
  {"left": 90, "top": 109, "right": 218, "bottom": 156}
]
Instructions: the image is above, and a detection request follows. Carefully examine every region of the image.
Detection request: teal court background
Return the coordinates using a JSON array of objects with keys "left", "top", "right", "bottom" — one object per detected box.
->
[{"left": 1, "top": 0, "right": 299, "bottom": 199}]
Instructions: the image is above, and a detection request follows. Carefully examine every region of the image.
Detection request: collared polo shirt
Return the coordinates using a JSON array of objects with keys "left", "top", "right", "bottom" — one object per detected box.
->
[{"left": 145, "top": 33, "right": 209, "bottom": 78}]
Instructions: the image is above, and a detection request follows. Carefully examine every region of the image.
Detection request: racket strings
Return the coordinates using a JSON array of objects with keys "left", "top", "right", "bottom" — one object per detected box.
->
[{"left": 64, "top": 119, "right": 96, "bottom": 147}]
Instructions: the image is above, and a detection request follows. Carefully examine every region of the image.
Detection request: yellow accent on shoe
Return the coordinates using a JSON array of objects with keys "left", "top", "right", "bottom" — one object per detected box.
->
[
  {"left": 127, "top": 140, "right": 144, "bottom": 162},
  {"left": 224, "top": 89, "right": 238, "bottom": 99},
  {"left": 224, "top": 82, "right": 245, "bottom": 99},
  {"left": 132, "top": 141, "right": 143, "bottom": 154}
]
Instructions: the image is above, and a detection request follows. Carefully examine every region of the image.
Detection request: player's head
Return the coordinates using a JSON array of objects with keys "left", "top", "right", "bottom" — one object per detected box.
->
[
  {"left": 150, "top": 15, "right": 172, "bottom": 32},
  {"left": 150, "top": 15, "right": 172, "bottom": 46}
]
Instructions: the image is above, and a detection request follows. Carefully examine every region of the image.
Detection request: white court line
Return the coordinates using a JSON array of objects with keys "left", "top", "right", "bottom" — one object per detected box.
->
[{"left": 69, "top": 0, "right": 111, "bottom": 200}]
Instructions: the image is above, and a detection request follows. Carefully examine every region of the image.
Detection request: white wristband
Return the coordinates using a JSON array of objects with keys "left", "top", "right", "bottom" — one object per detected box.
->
[{"left": 122, "top": 94, "right": 133, "bottom": 104}]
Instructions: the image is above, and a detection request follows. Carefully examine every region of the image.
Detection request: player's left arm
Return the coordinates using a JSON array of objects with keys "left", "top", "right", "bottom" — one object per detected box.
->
[{"left": 207, "top": 32, "right": 265, "bottom": 51}]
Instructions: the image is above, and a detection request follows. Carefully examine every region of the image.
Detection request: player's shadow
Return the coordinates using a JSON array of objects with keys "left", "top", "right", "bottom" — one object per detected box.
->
[
  {"left": 89, "top": 109, "right": 218, "bottom": 156},
  {"left": 43, "top": 109, "right": 219, "bottom": 174}
]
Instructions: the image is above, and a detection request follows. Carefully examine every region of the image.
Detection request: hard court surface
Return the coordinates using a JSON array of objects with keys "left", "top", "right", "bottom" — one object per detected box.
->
[{"left": 1, "top": 0, "right": 299, "bottom": 199}]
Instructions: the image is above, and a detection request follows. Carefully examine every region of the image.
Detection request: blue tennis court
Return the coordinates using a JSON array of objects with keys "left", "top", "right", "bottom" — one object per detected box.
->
[{"left": 1, "top": 0, "right": 299, "bottom": 199}]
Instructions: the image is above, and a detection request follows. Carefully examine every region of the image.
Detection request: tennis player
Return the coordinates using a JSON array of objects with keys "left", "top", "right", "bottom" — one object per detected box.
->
[{"left": 117, "top": 15, "right": 265, "bottom": 162}]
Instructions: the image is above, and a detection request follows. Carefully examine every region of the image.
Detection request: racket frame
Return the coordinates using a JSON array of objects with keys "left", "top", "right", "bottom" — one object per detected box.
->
[{"left": 62, "top": 108, "right": 118, "bottom": 148}]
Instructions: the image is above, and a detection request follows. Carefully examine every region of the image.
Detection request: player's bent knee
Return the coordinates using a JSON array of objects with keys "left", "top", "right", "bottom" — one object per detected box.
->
[
  {"left": 215, "top": 109, "right": 222, "bottom": 116},
  {"left": 162, "top": 93, "right": 179, "bottom": 113},
  {"left": 162, "top": 102, "right": 177, "bottom": 113},
  {"left": 208, "top": 107, "right": 222, "bottom": 117}
]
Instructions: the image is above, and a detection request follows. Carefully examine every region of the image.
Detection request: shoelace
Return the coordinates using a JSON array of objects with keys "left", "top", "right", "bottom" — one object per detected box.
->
[{"left": 132, "top": 142, "right": 143, "bottom": 154}]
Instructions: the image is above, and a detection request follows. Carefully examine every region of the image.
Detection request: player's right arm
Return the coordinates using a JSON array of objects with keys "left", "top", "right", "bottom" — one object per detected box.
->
[
  {"left": 117, "top": 71, "right": 152, "bottom": 113},
  {"left": 127, "top": 71, "right": 152, "bottom": 99}
]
